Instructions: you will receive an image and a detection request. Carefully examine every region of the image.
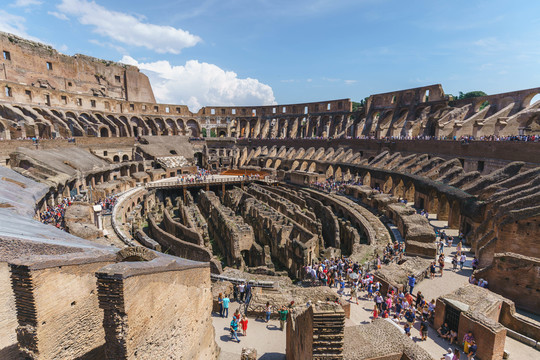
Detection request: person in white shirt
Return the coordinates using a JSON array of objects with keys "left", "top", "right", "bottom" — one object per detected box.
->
[
  {"left": 238, "top": 283, "right": 245, "bottom": 303},
  {"left": 441, "top": 348, "right": 453, "bottom": 360},
  {"left": 460, "top": 254, "right": 467, "bottom": 270}
]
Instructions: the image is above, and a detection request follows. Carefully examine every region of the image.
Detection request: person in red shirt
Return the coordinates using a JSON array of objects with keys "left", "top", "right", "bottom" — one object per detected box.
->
[
  {"left": 240, "top": 315, "right": 248, "bottom": 336},
  {"left": 372, "top": 305, "right": 379, "bottom": 322},
  {"left": 404, "top": 292, "right": 414, "bottom": 306}
]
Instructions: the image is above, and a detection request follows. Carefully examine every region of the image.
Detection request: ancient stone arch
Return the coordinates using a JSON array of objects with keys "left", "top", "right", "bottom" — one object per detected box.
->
[
  {"left": 522, "top": 92, "right": 540, "bottom": 108},
  {"left": 363, "top": 172, "right": 371, "bottom": 187},
  {"left": 437, "top": 194, "right": 450, "bottom": 220},
  {"left": 326, "top": 165, "right": 334, "bottom": 178},
  {"left": 383, "top": 176, "right": 393, "bottom": 194},
  {"left": 334, "top": 166, "right": 342, "bottom": 180},
  {"left": 186, "top": 119, "right": 200, "bottom": 137},
  {"left": 404, "top": 182, "right": 415, "bottom": 202},
  {"left": 116, "top": 246, "right": 157, "bottom": 262},
  {"left": 308, "top": 162, "right": 316, "bottom": 173},
  {"left": 165, "top": 118, "right": 178, "bottom": 135},
  {"left": 448, "top": 200, "right": 461, "bottom": 228}
]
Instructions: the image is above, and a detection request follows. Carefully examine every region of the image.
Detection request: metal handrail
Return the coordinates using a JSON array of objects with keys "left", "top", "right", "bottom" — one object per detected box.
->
[{"left": 145, "top": 177, "right": 276, "bottom": 189}]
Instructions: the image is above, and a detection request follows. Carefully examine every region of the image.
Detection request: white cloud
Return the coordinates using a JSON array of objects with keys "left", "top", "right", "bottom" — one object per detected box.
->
[
  {"left": 57, "top": 0, "right": 201, "bottom": 54},
  {"left": 48, "top": 11, "right": 69, "bottom": 21},
  {"left": 344, "top": 80, "right": 357, "bottom": 85},
  {"left": 120, "top": 56, "right": 276, "bottom": 112},
  {"left": 0, "top": 10, "right": 42, "bottom": 42},
  {"left": 89, "top": 39, "right": 126, "bottom": 54},
  {"left": 11, "top": 0, "right": 42, "bottom": 7}
]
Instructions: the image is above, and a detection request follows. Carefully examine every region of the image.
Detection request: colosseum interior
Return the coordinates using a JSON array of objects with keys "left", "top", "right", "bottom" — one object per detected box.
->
[{"left": 0, "top": 31, "right": 539, "bottom": 360}]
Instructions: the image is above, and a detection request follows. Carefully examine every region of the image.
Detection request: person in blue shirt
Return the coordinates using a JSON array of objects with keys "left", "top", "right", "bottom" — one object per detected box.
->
[
  {"left": 222, "top": 295, "right": 230, "bottom": 318},
  {"left": 407, "top": 275, "right": 416, "bottom": 295},
  {"left": 230, "top": 318, "right": 240, "bottom": 343}
]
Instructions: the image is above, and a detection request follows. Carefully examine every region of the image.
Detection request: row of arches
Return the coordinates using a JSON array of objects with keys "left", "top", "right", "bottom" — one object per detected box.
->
[
  {"left": 0, "top": 105, "right": 204, "bottom": 139},
  {"left": 263, "top": 154, "right": 466, "bottom": 230},
  {"left": 232, "top": 115, "right": 349, "bottom": 139}
]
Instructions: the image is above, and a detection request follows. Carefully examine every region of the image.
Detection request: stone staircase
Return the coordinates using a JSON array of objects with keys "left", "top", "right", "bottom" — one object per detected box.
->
[{"left": 312, "top": 308, "right": 345, "bottom": 359}]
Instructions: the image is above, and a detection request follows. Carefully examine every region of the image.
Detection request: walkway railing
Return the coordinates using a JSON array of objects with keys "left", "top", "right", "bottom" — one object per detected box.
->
[
  {"left": 210, "top": 273, "right": 275, "bottom": 288},
  {"left": 145, "top": 177, "right": 277, "bottom": 189}
]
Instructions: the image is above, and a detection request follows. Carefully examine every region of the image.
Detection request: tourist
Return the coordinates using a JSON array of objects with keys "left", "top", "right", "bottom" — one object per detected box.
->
[
  {"left": 437, "top": 322, "right": 450, "bottom": 339},
  {"left": 404, "top": 322, "right": 411, "bottom": 337},
  {"left": 238, "top": 282, "right": 245, "bottom": 303},
  {"left": 439, "top": 254, "right": 445, "bottom": 276},
  {"left": 222, "top": 294, "right": 230, "bottom": 318},
  {"left": 265, "top": 302, "right": 272, "bottom": 323},
  {"left": 467, "top": 340, "right": 477, "bottom": 359},
  {"left": 349, "top": 281, "right": 358, "bottom": 304},
  {"left": 229, "top": 318, "right": 240, "bottom": 343},
  {"left": 372, "top": 305, "right": 379, "bottom": 322},
  {"left": 449, "top": 329, "right": 458, "bottom": 345},
  {"left": 374, "top": 292, "right": 383, "bottom": 312},
  {"left": 430, "top": 261, "right": 437, "bottom": 279},
  {"left": 415, "top": 291, "right": 424, "bottom": 309},
  {"left": 420, "top": 317, "right": 429, "bottom": 341},
  {"left": 233, "top": 283, "right": 238, "bottom": 302},
  {"left": 478, "top": 278, "right": 489, "bottom": 288},
  {"left": 407, "top": 274, "right": 416, "bottom": 295},
  {"left": 471, "top": 257, "right": 479, "bottom": 271},
  {"left": 422, "top": 304, "right": 430, "bottom": 321},
  {"left": 452, "top": 254, "right": 458, "bottom": 271},
  {"left": 338, "top": 278, "right": 346, "bottom": 296},
  {"left": 456, "top": 240, "right": 462, "bottom": 255},
  {"left": 395, "top": 299, "right": 403, "bottom": 319},
  {"left": 441, "top": 348, "right": 453, "bottom": 360},
  {"left": 245, "top": 282, "right": 252, "bottom": 304},
  {"left": 240, "top": 314, "right": 248, "bottom": 336},
  {"left": 459, "top": 253, "right": 466, "bottom": 270},
  {"left": 278, "top": 305, "right": 288, "bottom": 331},
  {"left": 218, "top": 293, "right": 223, "bottom": 317},
  {"left": 452, "top": 348, "right": 460, "bottom": 360},
  {"left": 463, "top": 331, "right": 475, "bottom": 353},
  {"left": 404, "top": 308, "right": 415, "bottom": 327},
  {"left": 233, "top": 309, "right": 241, "bottom": 322},
  {"left": 404, "top": 291, "right": 414, "bottom": 306},
  {"left": 428, "top": 300, "right": 436, "bottom": 321}
]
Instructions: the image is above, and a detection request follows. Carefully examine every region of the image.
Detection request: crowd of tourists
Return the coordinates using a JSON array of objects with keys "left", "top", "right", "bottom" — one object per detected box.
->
[
  {"left": 39, "top": 198, "right": 72, "bottom": 230},
  {"left": 217, "top": 282, "right": 290, "bottom": 343},
  {"left": 176, "top": 169, "right": 212, "bottom": 183},
  {"left": 95, "top": 195, "right": 118, "bottom": 215},
  {"left": 339, "top": 134, "right": 539, "bottom": 142},
  {"left": 39, "top": 194, "right": 118, "bottom": 231},
  {"left": 302, "top": 252, "right": 479, "bottom": 359},
  {"left": 310, "top": 178, "right": 362, "bottom": 193}
]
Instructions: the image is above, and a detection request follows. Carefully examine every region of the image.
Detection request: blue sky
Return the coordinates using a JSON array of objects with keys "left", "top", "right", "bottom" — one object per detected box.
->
[{"left": 1, "top": 0, "right": 539, "bottom": 110}]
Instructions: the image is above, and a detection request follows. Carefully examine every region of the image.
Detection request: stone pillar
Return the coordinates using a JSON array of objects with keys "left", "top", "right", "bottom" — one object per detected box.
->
[
  {"left": 9, "top": 255, "right": 115, "bottom": 360},
  {"left": 93, "top": 204, "right": 103, "bottom": 230}
]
